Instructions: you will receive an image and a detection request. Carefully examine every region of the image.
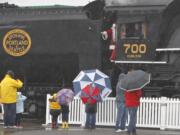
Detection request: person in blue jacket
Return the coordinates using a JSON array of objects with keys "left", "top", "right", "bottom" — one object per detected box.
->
[{"left": 15, "top": 92, "right": 27, "bottom": 128}]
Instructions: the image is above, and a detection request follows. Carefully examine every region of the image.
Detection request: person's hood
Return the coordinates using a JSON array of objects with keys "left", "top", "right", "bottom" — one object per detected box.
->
[{"left": 118, "top": 73, "right": 126, "bottom": 82}]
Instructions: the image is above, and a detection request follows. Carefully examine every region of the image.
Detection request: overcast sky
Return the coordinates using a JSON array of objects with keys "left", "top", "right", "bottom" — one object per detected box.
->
[{"left": 1, "top": 0, "right": 95, "bottom": 6}]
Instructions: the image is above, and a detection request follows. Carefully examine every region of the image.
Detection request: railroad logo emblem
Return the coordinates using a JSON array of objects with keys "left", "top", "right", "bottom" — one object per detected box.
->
[{"left": 3, "top": 29, "right": 31, "bottom": 56}]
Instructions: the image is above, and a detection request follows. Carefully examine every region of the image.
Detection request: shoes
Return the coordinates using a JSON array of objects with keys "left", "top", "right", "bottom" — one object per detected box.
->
[
  {"left": 17, "top": 126, "right": 23, "bottom": 129},
  {"left": 127, "top": 132, "right": 137, "bottom": 135},
  {"left": 3, "top": 126, "right": 8, "bottom": 129},
  {"left": 3, "top": 125, "right": 22, "bottom": 129},
  {"left": 61, "top": 122, "right": 65, "bottom": 129},
  {"left": 116, "top": 129, "right": 127, "bottom": 132},
  {"left": 90, "top": 126, "right": 96, "bottom": 129},
  {"left": 52, "top": 122, "right": 56, "bottom": 129},
  {"left": 8, "top": 126, "right": 18, "bottom": 129},
  {"left": 116, "top": 129, "right": 123, "bottom": 132},
  {"left": 84, "top": 125, "right": 96, "bottom": 129},
  {"left": 65, "top": 122, "right": 69, "bottom": 129}
]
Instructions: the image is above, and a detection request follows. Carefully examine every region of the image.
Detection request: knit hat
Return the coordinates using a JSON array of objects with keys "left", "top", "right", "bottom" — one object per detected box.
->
[{"left": 7, "top": 70, "right": 14, "bottom": 78}]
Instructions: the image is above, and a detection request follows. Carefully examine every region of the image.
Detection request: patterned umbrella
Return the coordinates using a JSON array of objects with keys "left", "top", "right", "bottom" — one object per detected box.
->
[
  {"left": 56, "top": 88, "right": 74, "bottom": 105},
  {"left": 73, "top": 69, "right": 112, "bottom": 100},
  {"left": 81, "top": 84, "right": 101, "bottom": 104}
]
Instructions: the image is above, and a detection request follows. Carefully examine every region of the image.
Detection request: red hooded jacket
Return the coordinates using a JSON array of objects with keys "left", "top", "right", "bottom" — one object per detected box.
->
[{"left": 125, "top": 89, "right": 142, "bottom": 107}]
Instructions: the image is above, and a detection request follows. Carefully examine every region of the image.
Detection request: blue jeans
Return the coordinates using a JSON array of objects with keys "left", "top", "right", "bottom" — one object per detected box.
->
[
  {"left": 85, "top": 113, "right": 96, "bottom": 128},
  {"left": 3, "top": 103, "right": 16, "bottom": 126},
  {"left": 115, "top": 102, "right": 127, "bottom": 130},
  {"left": 62, "top": 112, "right": 69, "bottom": 122},
  {"left": 127, "top": 107, "right": 138, "bottom": 133}
]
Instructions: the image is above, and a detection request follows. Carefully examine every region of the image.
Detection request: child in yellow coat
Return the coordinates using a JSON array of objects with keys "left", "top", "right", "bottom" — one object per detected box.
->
[{"left": 49, "top": 93, "right": 61, "bottom": 128}]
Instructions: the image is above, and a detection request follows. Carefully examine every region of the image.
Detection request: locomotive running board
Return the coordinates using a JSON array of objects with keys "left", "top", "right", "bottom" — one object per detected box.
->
[
  {"left": 156, "top": 48, "right": 180, "bottom": 51},
  {"left": 114, "top": 61, "right": 167, "bottom": 64}
]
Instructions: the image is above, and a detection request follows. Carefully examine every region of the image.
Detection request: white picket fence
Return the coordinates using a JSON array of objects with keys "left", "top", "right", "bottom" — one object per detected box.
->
[
  {"left": 0, "top": 104, "right": 4, "bottom": 124},
  {"left": 46, "top": 94, "right": 180, "bottom": 130}
]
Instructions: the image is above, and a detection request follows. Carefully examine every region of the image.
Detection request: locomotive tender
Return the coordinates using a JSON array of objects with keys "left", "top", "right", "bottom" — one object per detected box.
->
[{"left": 0, "top": 4, "right": 102, "bottom": 118}]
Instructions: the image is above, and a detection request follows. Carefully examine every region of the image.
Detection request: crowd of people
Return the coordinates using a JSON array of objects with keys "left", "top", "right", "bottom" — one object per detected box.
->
[
  {"left": 0, "top": 69, "right": 142, "bottom": 135},
  {"left": 49, "top": 89, "right": 97, "bottom": 130},
  {"left": 0, "top": 70, "right": 71, "bottom": 129}
]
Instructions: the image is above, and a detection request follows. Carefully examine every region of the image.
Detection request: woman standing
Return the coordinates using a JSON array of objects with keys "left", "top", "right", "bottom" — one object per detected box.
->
[{"left": 125, "top": 89, "right": 142, "bottom": 135}]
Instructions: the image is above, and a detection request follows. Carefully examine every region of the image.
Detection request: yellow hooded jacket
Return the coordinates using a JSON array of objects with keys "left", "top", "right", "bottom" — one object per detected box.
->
[
  {"left": 0, "top": 74, "right": 23, "bottom": 103},
  {"left": 49, "top": 98, "right": 61, "bottom": 110}
]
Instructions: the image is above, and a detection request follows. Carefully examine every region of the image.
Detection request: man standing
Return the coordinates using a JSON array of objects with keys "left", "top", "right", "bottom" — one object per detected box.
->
[
  {"left": 0, "top": 70, "right": 23, "bottom": 128},
  {"left": 115, "top": 73, "right": 127, "bottom": 132}
]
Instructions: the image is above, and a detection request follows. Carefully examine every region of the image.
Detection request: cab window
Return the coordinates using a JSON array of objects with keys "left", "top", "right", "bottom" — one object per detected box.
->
[{"left": 119, "top": 22, "right": 147, "bottom": 39}]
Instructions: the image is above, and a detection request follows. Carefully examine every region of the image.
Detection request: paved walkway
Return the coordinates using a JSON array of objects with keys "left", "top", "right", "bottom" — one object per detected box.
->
[
  {"left": 0, "top": 120, "right": 179, "bottom": 135},
  {"left": 0, "top": 126, "right": 180, "bottom": 135}
]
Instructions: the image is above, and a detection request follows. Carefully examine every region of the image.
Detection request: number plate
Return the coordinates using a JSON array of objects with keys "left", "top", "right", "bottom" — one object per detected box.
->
[{"left": 116, "top": 39, "right": 156, "bottom": 61}]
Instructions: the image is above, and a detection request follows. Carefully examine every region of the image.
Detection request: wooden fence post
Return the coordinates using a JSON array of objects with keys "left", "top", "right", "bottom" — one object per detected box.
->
[{"left": 0, "top": 104, "right": 4, "bottom": 124}]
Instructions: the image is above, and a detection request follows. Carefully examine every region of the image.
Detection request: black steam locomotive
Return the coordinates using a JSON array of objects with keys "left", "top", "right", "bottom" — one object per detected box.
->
[
  {"left": 83, "top": 0, "right": 180, "bottom": 98},
  {"left": 1, "top": 0, "right": 180, "bottom": 118}
]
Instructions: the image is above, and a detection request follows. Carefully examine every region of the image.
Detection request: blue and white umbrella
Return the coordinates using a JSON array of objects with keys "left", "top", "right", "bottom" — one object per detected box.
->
[{"left": 73, "top": 69, "right": 112, "bottom": 100}]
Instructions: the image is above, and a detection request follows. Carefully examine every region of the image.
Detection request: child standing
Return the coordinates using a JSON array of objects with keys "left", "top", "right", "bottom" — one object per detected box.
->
[
  {"left": 16, "top": 92, "right": 27, "bottom": 128},
  {"left": 85, "top": 103, "right": 97, "bottom": 129},
  {"left": 61, "top": 104, "right": 69, "bottom": 129},
  {"left": 57, "top": 87, "right": 73, "bottom": 129},
  {"left": 49, "top": 93, "right": 61, "bottom": 129}
]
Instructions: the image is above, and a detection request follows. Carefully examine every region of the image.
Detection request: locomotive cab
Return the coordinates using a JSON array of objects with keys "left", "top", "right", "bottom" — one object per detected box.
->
[{"left": 115, "top": 21, "right": 156, "bottom": 63}]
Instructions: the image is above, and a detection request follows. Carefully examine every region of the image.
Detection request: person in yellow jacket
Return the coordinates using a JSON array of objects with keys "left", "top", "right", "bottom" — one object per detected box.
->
[
  {"left": 49, "top": 93, "right": 61, "bottom": 129},
  {"left": 0, "top": 70, "right": 23, "bottom": 128}
]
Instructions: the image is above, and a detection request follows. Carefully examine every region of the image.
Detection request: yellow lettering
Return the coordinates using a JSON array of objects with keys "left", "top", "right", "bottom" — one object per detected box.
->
[
  {"left": 124, "top": 44, "right": 131, "bottom": 54},
  {"left": 131, "top": 44, "right": 139, "bottom": 54},
  {"left": 139, "top": 44, "right": 146, "bottom": 54},
  {"left": 123, "top": 43, "right": 147, "bottom": 54}
]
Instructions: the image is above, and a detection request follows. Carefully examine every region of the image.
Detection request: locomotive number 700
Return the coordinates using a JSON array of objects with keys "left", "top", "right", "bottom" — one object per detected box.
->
[{"left": 123, "top": 44, "right": 147, "bottom": 54}]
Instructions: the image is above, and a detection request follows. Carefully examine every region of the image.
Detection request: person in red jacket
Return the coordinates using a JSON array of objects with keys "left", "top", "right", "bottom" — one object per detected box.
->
[{"left": 125, "top": 89, "right": 142, "bottom": 135}]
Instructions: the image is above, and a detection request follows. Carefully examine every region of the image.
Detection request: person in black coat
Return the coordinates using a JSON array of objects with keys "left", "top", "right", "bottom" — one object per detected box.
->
[{"left": 85, "top": 103, "right": 97, "bottom": 129}]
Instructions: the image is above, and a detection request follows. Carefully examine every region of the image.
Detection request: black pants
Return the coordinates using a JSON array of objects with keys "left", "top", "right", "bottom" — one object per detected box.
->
[
  {"left": 50, "top": 109, "right": 61, "bottom": 125},
  {"left": 3, "top": 103, "right": 16, "bottom": 126},
  {"left": 15, "top": 113, "right": 22, "bottom": 126}
]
